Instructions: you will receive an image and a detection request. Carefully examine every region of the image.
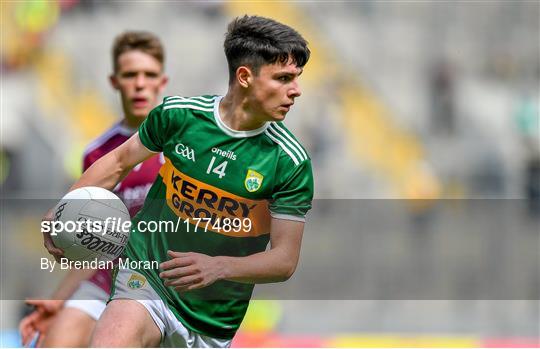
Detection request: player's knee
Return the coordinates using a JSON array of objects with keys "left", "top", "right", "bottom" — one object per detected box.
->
[
  {"left": 90, "top": 311, "right": 127, "bottom": 347},
  {"left": 90, "top": 320, "right": 130, "bottom": 348},
  {"left": 90, "top": 299, "right": 160, "bottom": 348},
  {"left": 89, "top": 329, "right": 119, "bottom": 348}
]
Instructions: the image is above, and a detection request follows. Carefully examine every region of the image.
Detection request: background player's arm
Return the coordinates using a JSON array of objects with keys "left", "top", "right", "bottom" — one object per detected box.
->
[
  {"left": 160, "top": 218, "right": 304, "bottom": 290},
  {"left": 20, "top": 268, "right": 96, "bottom": 346},
  {"left": 43, "top": 133, "right": 154, "bottom": 258},
  {"left": 23, "top": 268, "right": 96, "bottom": 319}
]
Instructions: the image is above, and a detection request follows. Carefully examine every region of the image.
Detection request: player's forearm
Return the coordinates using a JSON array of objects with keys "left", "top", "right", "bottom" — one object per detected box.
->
[
  {"left": 216, "top": 219, "right": 304, "bottom": 284},
  {"left": 217, "top": 248, "right": 298, "bottom": 284},
  {"left": 50, "top": 268, "right": 96, "bottom": 300}
]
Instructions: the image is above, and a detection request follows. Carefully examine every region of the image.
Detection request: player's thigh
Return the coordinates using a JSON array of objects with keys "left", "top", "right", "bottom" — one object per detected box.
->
[
  {"left": 90, "top": 299, "right": 161, "bottom": 348},
  {"left": 42, "top": 307, "right": 95, "bottom": 347}
]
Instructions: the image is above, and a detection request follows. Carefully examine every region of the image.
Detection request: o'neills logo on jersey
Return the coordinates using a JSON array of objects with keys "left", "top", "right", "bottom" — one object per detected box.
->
[
  {"left": 159, "top": 157, "right": 270, "bottom": 237},
  {"left": 212, "top": 147, "right": 237, "bottom": 160}
]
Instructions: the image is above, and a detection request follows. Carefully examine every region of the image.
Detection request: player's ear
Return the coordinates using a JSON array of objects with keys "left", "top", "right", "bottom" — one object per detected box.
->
[
  {"left": 158, "top": 75, "right": 169, "bottom": 94},
  {"left": 109, "top": 74, "right": 120, "bottom": 90},
  {"left": 236, "top": 66, "right": 252, "bottom": 88}
]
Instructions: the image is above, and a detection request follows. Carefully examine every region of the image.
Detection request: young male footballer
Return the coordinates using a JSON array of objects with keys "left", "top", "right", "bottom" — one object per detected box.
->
[
  {"left": 43, "top": 15, "right": 313, "bottom": 347},
  {"left": 21, "top": 31, "right": 168, "bottom": 347}
]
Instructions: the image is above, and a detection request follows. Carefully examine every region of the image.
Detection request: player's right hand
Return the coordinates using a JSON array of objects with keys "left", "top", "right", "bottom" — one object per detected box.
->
[
  {"left": 42, "top": 208, "right": 64, "bottom": 262},
  {"left": 19, "top": 311, "right": 45, "bottom": 347},
  {"left": 19, "top": 300, "right": 63, "bottom": 347}
]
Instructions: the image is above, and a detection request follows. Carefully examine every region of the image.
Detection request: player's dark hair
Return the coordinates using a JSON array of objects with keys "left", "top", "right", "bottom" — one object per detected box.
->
[
  {"left": 224, "top": 15, "right": 310, "bottom": 85},
  {"left": 112, "top": 31, "right": 164, "bottom": 73}
]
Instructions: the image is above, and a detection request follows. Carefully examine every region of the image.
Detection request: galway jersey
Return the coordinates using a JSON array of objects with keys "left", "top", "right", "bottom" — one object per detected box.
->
[
  {"left": 83, "top": 122, "right": 163, "bottom": 293},
  {"left": 122, "top": 95, "right": 314, "bottom": 339}
]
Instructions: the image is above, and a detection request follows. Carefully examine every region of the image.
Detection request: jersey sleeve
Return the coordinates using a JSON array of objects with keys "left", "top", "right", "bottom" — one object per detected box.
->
[
  {"left": 83, "top": 153, "right": 93, "bottom": 172},
  {"left": 269, "top": 159, "right": 314, "bottom": 221},
  {"left": 83, "top": 150, "right": 100, "bottom": 172},
  {"left": 138, "top": 102, "right": 168, "bottom": 152}
]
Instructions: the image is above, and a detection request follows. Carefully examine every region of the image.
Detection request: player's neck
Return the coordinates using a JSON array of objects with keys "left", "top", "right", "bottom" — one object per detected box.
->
[
  {"left": 122, "top": 115, "right": 144, "bottom": 129},
  {"left": 220, "top": 93, "right": 266, "bottom": 131}
]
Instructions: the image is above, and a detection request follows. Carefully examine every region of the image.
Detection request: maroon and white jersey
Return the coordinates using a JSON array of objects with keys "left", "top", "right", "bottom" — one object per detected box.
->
[{"left": 83, "top": 122, "right": 163, "bottom": 294}]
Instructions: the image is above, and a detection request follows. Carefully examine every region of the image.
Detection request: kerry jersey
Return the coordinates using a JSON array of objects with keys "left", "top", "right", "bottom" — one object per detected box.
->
[
  {"left": 123, "top": 95, "right": 314, "bottom": 339},
  {"left": 83, "top": 122, "right": 163, "bottom": 293}
]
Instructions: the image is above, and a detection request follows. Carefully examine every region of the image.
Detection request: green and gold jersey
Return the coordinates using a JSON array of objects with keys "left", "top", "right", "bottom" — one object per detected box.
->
[{"left": 124, "top": 95, "right": 313, "bottom": 339}]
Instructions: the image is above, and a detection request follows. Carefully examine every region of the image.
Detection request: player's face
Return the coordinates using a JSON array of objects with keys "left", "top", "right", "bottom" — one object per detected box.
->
[
  {"left": 248, "top": 59, "right": 303, "bottom": 122},
  {"left": 111, "top": 50, "right": 167, "bottom": 122}
]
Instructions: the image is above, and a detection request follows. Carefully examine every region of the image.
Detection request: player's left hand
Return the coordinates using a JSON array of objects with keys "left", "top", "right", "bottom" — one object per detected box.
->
[{"left": 159, "top": 250, "right": 223, "bottom": 292}]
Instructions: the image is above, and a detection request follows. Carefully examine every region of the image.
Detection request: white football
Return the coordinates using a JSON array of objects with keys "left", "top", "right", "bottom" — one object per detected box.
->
[{"left": 51, "top": 186, "right": 131, "bottom": 262}]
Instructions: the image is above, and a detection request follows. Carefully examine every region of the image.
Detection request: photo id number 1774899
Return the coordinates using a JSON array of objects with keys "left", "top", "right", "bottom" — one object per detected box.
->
[{"left": 184, "top": 217, "right": 252, "bottom": 233}]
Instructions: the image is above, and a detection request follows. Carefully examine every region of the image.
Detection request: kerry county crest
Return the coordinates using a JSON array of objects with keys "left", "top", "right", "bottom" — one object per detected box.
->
[
  {"left": 244, "top": 169, "right": 263, "bottom": 192},
  {"left": 127, "top": 273, "right": 146, "bottom": 289}
]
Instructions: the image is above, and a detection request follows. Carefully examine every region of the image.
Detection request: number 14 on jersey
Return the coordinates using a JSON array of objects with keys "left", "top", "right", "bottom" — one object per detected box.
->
[{"left": 206, "top": 156, "right": 228, "bottom": 179}]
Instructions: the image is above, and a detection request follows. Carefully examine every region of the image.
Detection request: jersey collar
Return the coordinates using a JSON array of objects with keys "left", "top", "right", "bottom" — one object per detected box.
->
[
  {"left": 117, "top": 122, "right": 138, "bottom": 136},
  {"left": 213, "top": 96, "right": 269, "bottom": 138}
]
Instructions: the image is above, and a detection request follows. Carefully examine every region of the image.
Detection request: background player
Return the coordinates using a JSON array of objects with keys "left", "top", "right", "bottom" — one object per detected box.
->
[{"left": 19, "top": 31, "right": 168, "bottom": 347}]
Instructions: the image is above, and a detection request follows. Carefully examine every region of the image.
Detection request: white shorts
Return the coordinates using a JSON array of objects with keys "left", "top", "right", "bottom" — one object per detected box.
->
[
  {"left": 64, "top": 281, "right": 108, "bottom": 321},
  {"left": 112, "top": 268, "right": 232, "bottom": 348}
]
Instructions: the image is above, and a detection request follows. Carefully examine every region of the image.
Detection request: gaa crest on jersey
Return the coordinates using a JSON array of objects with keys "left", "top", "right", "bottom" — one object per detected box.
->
[
  {"left": 127, "top": 273, "right": 146, "bottom": 289},
  {"left": 175, "top": 143, "right": 196, "bottom": 162},
  {"left": 244, "top": 170, "right": 263, "bottom": 192}
]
